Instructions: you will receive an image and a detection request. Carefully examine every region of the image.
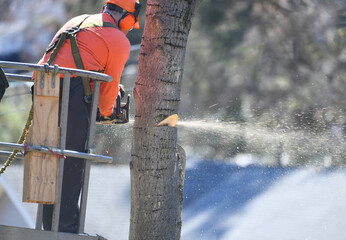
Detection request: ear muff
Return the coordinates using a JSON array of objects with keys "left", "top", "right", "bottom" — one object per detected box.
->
[
  {"left": 118, "top": 12, "right": 136, "bottom": 30},
  {"left": 118, "top": 2, "right": 141, "bottom": 30}
]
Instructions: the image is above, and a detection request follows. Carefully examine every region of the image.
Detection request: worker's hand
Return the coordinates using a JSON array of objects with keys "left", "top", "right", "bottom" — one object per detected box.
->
[
  {"left": 97, "top": 107, "right": 126, "bottom": 124},
  {"left": 98, "top": 110, "right": 118, "bottom": 124},
  {"left": 96, "top": 94, "right": 130, "bottom": 124}
]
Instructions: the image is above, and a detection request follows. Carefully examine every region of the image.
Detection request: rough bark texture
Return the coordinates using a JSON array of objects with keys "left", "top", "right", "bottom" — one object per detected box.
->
[{"left": 129, "top": 0, "right": 198, "bottom": 239}]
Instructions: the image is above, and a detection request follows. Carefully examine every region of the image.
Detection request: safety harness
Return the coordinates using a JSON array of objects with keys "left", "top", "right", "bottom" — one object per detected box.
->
[{"left": 45, "top": 15, "right": 119, "bottom": 102}]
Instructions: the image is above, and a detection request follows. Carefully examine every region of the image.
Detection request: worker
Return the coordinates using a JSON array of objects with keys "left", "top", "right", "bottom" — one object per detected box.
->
[{"left": 36, "top": 0, "right": 141, "bottom": 233}]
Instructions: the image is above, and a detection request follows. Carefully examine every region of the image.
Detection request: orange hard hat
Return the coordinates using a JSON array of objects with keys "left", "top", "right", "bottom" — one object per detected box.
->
[
  {"left": 105, "top": 0, "right": 140, "bottom": 29},
  {"left": 105, "top": 0, "right": 138, "bottom": 13}
]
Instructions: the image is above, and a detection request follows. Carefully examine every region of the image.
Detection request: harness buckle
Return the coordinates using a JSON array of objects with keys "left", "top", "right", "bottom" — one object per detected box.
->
[{"left": 65, "top": 26, "right": 80, "bottom": 36}]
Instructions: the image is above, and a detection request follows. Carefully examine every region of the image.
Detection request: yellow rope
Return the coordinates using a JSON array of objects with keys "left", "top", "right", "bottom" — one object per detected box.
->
[{"left": 0, "top": 104, "right": 34, "bottom": 175}]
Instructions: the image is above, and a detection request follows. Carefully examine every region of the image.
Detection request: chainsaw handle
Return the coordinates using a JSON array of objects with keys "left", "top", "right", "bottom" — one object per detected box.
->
[
  {"left": 96, "top": 94, "right": 130, "bottom": 125},
  {"left": 115, "top": 95, "right": 121, "bottom": 117}
]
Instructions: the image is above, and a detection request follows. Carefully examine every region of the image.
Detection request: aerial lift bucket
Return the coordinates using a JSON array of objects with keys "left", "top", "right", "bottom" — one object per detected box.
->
[{"left": 0, "top": 61, "right": 113, "bottom": 240}]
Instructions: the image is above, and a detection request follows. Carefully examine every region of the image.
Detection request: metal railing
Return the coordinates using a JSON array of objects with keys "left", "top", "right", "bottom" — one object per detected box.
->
[{"left": 0, "top": 61, "right": 113, "bottom": 240}]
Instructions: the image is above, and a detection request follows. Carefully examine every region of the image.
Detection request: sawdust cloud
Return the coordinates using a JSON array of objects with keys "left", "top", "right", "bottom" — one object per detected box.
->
[
  {"left": 177, "top": 119, "right": 345, "bottom": 166},
  {"left": 96, "top": 118, "right": 345, "bottom": 166}
]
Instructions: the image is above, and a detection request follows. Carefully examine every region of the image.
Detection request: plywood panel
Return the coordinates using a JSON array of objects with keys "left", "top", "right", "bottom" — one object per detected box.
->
[
  {"left": 23, "top": 71, "right": 60, "bottom": 204},
  {"left": 23, "top": 151, "right": 59, "bottom": 204},
  {"left": 34, "top": 71, "right": 60, "bottom": 97},
  {"left": 31, "top": 96, "right": 60, "bottom": 146}
]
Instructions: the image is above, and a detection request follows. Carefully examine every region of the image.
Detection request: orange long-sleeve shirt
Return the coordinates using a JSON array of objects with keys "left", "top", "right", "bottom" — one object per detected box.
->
[{"left": 38, "top": 13, "right": 131, "bottom": 117}]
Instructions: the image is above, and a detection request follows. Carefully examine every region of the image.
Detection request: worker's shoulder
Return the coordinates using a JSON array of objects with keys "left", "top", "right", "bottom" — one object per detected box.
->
[
  {"left": 85, "top": 14, "right": 129, "bottom": 40},
  {"left": 102, "top": 28, "right": 131, "bottom": 52},
  {"left": 79, "top": 13, "right": 131, "bottom": 51}
]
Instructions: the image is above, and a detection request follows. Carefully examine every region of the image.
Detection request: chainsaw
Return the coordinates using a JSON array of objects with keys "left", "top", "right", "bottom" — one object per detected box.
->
[{"left": 96, "top": 94, "right": 130, "bottom": 124}]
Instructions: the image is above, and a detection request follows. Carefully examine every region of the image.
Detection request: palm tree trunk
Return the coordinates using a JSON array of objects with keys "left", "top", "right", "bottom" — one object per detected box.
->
[{"left": 129, "top": 0, "right": 199, "bottom": 239}]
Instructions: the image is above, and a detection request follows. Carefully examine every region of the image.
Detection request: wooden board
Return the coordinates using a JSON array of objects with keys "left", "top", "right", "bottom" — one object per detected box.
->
[
  {"left": 23, "top": 151, "right": 59, "bottom": 204},
  {"left": 31, "top": 97, "right": 60, "bottom": 147},
  {"left": 23, "top": 71, "right": 61, "bottom": 204},
  {"left": 34, "top": 71, "right": 60, "bottom": 97}
]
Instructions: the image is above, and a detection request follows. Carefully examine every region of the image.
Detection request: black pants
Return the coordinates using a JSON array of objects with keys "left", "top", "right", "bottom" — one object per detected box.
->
[{"left": 42, "top": 77, "right": 90, "bottom": 233}]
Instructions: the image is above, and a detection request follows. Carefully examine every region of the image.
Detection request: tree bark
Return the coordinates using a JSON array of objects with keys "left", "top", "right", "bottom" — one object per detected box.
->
[{"left": 129, "top": 0, "right": 198, "bottom": 239}]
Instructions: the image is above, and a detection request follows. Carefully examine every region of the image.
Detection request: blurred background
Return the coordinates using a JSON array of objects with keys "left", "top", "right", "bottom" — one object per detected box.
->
[
  {"left": 0, "top": 0, "right": 345, "bottom": 166},
  {"left": 0, "top": 0, "right": 346, "bottom": 239}
]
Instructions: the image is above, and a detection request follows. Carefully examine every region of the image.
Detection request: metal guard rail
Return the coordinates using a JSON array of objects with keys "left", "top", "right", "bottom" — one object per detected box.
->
[
  {"left": 0, "top": 61, "right": 112, "bottom": 82},
  {"left": 0, "top": 61, "right": 112, "bottom": 163},
  {"left": 0, "top": 61, "right": 113, "bottom": 235}
]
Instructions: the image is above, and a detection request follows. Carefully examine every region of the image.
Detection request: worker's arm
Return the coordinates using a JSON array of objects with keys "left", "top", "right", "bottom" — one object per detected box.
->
[{"left": 98, "top": 34, "right": 131, "bottom": 117}]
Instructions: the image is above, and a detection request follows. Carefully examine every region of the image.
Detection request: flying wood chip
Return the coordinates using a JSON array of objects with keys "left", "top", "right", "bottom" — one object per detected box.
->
[{"left": 156, "top": 114, "right": 179, "bottom": 127}]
